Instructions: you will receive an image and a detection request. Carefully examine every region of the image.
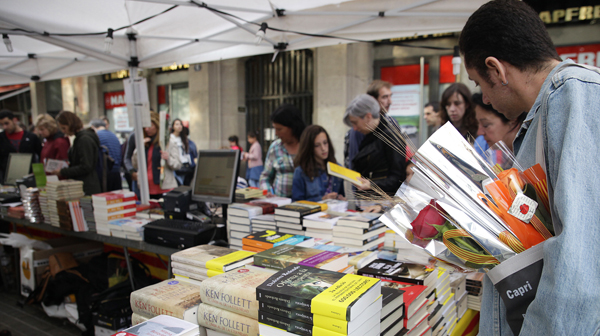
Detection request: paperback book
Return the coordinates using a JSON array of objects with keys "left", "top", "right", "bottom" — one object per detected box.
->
[
  {"left": 335, "top": 213, "right": 381, "bottom": 229},
  {"left": 130, "top": 279, "right": 202, "bottom": 323},
  {"left": 255, "top": 264, "right": 381, "bottom": 321},
  {"left": 171, "top": 245, "right": 254, "bottom": 272},
  {"left": 242, "top": 230, "right": 308, "bottom": 250},
  {"left": 357, "top": 260, "right": 437, "bottom": 286},
  {"left": 253, "top": 244, "right": 348, "bottom": 271},
  {"left": 198, "top": 267, "right": 273, "bottom": 319},
  {"left": 113, "top": 314, "right": 199, "bottom": 336},
  {"left": 274, "top": 202, "right": 322, "bottom": 218},
  {"left": 196, "top": 303, "right": 259, "bottom": 336}
]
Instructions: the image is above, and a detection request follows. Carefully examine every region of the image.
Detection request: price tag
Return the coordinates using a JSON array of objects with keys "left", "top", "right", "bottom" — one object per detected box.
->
[{"left": 508, "top": 193, "right": 538, "bottom": 223}]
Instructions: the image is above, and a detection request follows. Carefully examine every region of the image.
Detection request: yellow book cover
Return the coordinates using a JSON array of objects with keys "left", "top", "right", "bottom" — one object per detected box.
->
[
  {"left": 206, "top": 250, "right": 256, "bottom": 272},
  {"left": 327, "top": 162, "right": 361, "bottom": 185},
  {"left": 297, "top": 200, "right": 328, "bottom": 211},
  {"left": 311, "top": 274, "right": 381, "bottom": 321}
]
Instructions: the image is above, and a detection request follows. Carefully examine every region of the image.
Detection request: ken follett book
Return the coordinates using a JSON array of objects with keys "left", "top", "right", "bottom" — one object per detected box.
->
[{"left": 255, "top": 264, "right": 380, "bottom": 321}]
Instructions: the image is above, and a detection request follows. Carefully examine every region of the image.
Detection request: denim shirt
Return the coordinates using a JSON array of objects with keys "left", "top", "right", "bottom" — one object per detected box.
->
[
  {"left": 480, "top": 60, "right": 600, "bottom": 336},
  {"left": 291, "top": 166, "right": 343, "bottom": 202}
]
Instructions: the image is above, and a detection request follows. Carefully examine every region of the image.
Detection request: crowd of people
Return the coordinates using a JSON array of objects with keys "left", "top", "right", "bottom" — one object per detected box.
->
[{"left": 0, "top": 77, "right": 526, "bottom": 206}]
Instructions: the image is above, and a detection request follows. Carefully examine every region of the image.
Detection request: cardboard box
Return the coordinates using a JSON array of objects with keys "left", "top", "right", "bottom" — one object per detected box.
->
[{"left": 20, "top": 237, "right": 104, "bottom": 296}]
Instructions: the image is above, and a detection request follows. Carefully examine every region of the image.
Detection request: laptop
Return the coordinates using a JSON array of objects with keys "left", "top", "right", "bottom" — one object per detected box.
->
[{"left": 0, "top": 153, "right": 32, "bottom": 203}]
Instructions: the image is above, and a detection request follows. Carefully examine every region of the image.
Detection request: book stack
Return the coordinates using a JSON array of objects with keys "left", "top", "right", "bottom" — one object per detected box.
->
[
  {"left": 449, "top": 272, "right": 468, "bottom": 321},
  {"left": 68, "top": 199, "right": 88, "bottom": 232},
  {"left": 21, "top": 187, "right": 43, "bottom": 224},
  {"left": 79, "top": 196, "right": 95, "bottom": 232},
  {"left": 170, "top": 245, "right": 255, "bottom": 283},
  {"left": 129, "top": 278, "right": 204, "bottom": 324},
  {"left": 358, "top": 260, "right": 438, "bottom": 336},
  {"left": 196, "top": 267, "right": 274, "bottom": 336},
  {"left": 251, "top": 214, "right": 277, "bottom": 232},
  {"left": 274, "top": 201, "right": 324, "bottom": 236},
  {"left": 332, "top": 213, "right": 385, "bottom": 251},
  {"left": 241, "top": 230, "right": 313, "bottom": 252},
  {"left": 253, "top": 244, "right": 349, "bottom": 272},
  {"left": 228, "top": 201, "right": 277, "bottom": 249},
  {"left": 136, "top": 208, "right": 165, "bottom": 220},
  {"left": 465, "top": 272, "right": 484, "bottom": 311},
  {"left": 256, "top": 264, "right": 383, "bottom": 336},
  {"left": 429, "top": 267, "right": 457, "bottom": 336},
  {"left": 318, "top": 199, "right": 348, "bottom": 213},
  {"left": 92, "top": 190, "right": 137, "bottom": 236},
  {"left": 380, "top": 287, "right": 407, "bottom": 336},
  {"left": 302, "top": 212, "right": 341, "bottom": 240},
  {"left": 37, "top": 189, "right": 48, "bottom": 223},
  {"left": 45, "top": 180, "right": 85, "bottom": 227},
  {"left": 107, "top": 217, "right": 152, "bottom": 241}
]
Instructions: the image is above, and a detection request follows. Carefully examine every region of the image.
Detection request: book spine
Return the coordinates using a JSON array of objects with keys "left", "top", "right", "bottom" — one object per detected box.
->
[
  {"left": 259, "top": 311, "right": 313, "bottom": 336},
  {"left": 170, "top": 255, "right": 207, "bottom": 269},
  {"left": 356, "top": 272, "right": 424, "bottom": 285},
  {"left": 259, "top": 301, "right": 314, "bottom": 324},
  {"left": 241, "top": 238, "right": 274, "bottom": 250},
  {"left": 93, "top": 195, "right": 137, "bottom": 205},
  {"left": 130, "top": 293, "right": 192, "bottom": 319},
  {"left": 197, "top": 303, "right": 259, "bottom": 336},
  {"left": 255, "top": 287, "right": 313, "bottom": 313}
]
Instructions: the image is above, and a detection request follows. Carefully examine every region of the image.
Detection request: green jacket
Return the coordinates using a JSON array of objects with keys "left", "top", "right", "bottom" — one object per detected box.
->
[{"left": 60, "top": 128, "right": 101, "bottom": 195}]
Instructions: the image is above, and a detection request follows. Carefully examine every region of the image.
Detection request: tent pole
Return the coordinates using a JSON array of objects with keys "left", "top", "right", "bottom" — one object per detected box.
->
[
  {"left": 418, "top": 56, "right": 427, "bottom": 146},
  {"left": 128, "top": 31, "right": 150, "bottom": 205}
]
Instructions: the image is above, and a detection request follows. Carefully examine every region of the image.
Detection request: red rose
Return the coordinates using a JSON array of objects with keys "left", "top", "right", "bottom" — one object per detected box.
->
[{"left": 410, "top": 200, "right": 447, "bottom": 240}]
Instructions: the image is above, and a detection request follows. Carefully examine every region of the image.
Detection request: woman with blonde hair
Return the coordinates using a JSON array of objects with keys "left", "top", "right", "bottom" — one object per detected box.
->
[{"left": 35, "top": 114, "right": 70, "bottom": 163}]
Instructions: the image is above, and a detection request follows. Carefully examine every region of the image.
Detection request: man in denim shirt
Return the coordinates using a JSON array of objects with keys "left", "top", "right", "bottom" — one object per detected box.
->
[{"left": 459, "top": 0, "right": 600, "bottom": 334}]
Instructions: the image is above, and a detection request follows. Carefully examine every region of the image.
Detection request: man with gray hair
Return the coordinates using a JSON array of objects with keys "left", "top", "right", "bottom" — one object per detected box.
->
[
  {"left": 90, "top": 118, "right": 122, "bottom": 191},
  {"left": 344, "top": 94, "right": 406, "bottom": 196}
]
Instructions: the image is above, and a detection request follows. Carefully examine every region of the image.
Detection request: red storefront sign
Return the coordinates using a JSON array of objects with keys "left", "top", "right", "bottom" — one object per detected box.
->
[
  {"left": 104, "top": 91, "right": 126, "bottom": 109},
  {"left": 556, "top": 43, "right": 600, "bottom": 67}
]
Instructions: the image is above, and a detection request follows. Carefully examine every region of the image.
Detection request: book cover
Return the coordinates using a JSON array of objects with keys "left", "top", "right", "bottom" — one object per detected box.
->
[
  {"left": 130, "top": 279, "right": 202, "bottom": 323},
  {"left": 347, "top": 251, "right": 378, "bottom": 269},
  {"left": 332, "top": 222, "right": 385, "bottom": 235},
  {"left": 171, "top": 245, "right": 253, "bottom": 271},
  {"left": 381, "top": 286, "right": 405, "bottom": 319},
  {"left": 92, "top": 190, "right": 137, "bottom": 204},
  {"left": 260, "top": 197, "right": 293, "bottom": 207},
  {"left": 333, "top": 226, "right": 387, "bottom": 240},
  {"left": 274, "top": 203, "right": 322, "bottom": 218},
  {"left": 332, "top": 233, "right": 385, "bottom": 247},
  {"left": 108, "top": 218, "right": 152, "bottom": 233},
  {"left": 94, "top": 200, "right": 137, "bottom": 213},
  {"left": 357, "top": 260, "right": 436, "bottom": 286},
  {"left": 113, "top": 314, "right": 198, "bottom": 336},
  {"left": 171, "top": 261, "right": 222, "bottom": 277},
  {"left": 327, "top": 161, "right": 361, "bottom": 185},
  {"left": 256, "top": 264, "right": 380, "bottom": 321},
  {"left": 242, "top": 230, "right": 299, "bottom": 250},
  {"left": 253, "top": 244, "right": 348, "bottom": 271},
  {"left": 196, "top": 303, "right": 259, "bottom": 336},
  {"left": 251, "top": 214, "right": 277, "bottom": 225},
  {"left": 199, "top": 267, "right": 272, "bottom": 319},
  {"left": 248, "top": 200, "right": 278, "bottom": 214}
]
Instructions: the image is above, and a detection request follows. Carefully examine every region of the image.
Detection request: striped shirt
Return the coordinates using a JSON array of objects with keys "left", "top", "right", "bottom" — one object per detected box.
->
[{"left": 259, "top": 139, "right": 295, "bottom": 197}]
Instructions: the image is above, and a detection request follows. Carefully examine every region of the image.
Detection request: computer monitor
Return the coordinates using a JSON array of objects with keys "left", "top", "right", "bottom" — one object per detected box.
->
[
  {"left": 5, "top": 153, "right": 33, "bottom": 185},
  {"left": 191, "top": 149, "right": 240, "bottom": 205}
]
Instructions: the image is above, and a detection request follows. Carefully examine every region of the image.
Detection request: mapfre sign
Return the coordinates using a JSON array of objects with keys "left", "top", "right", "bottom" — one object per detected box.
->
[
  {"left": 557, "top": 44, "right": 600, "bottom": 67},
  {"left": 104, "top": 91, "right": 126, "bottom": 109}
]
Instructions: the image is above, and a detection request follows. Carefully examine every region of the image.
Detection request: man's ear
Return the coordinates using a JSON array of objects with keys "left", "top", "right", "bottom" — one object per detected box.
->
[{"left": 484, "top": 57, "right": 508, "bottom": 86}]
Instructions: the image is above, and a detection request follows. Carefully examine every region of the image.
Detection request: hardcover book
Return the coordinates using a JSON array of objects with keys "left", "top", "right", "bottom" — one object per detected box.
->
[
  {"left": 256, "top": 264, "right": 381, "bottom": 321},
  {"left": 199, "top": 267, "right": 273, "bottom": 319},
  {"left": 114, "top": 314, "right": 199, "bottom": 336},
  {"left": 196, "top": 303, "right": 259, "bottom": 336},
  {"left": 130, "top": 279, "right": 202, "bottom": 323},
  {"left": 171, "top": 245, "right": 255, "bottom": 272},
  {"left": 253, "top": 244, "right": 348, "bottom": 271},
  {"left": 274, "top": 202, "right": 322, "bottom": 218}
]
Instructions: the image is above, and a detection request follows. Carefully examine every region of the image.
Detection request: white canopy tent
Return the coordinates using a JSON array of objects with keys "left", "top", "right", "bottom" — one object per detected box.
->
[
  {"left": 0, "top": 0, "right": 487, "bottom": 86},
  {"left": 0, "top": 0, "right": 486, "bottom": 203}
]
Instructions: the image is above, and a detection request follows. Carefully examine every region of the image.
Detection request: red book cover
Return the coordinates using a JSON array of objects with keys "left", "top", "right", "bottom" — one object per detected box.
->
[
  {"left": 381, "top": 282, "right": 428, "bottom": 319},
  {"left": 247, "top": 201, "right": 277, "bottom": 214}
]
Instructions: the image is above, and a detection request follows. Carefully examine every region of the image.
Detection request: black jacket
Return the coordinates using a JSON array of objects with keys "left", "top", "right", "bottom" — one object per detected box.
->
[
  {"left": 60, "top": 128, "right": 102, "bottom": 195},
  {"left": 352, "top": 117, "right": 407, "bottom": 195},
  {"left": 0, "top": 130, "right": 42, "bottom": 182}
]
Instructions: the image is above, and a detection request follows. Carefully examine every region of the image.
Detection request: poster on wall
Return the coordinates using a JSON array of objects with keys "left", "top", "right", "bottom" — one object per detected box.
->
[{"left": 388, "top": 84, "right": 420, "bottom": 137}]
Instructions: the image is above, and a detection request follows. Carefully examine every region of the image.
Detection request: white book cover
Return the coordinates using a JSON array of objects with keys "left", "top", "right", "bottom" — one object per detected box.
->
[
  {"left": 302, "top": 211, "right": 341, "bottom": 229},
  {"left": 228, "top": 203, "right": 263, "bottom": 217}
]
